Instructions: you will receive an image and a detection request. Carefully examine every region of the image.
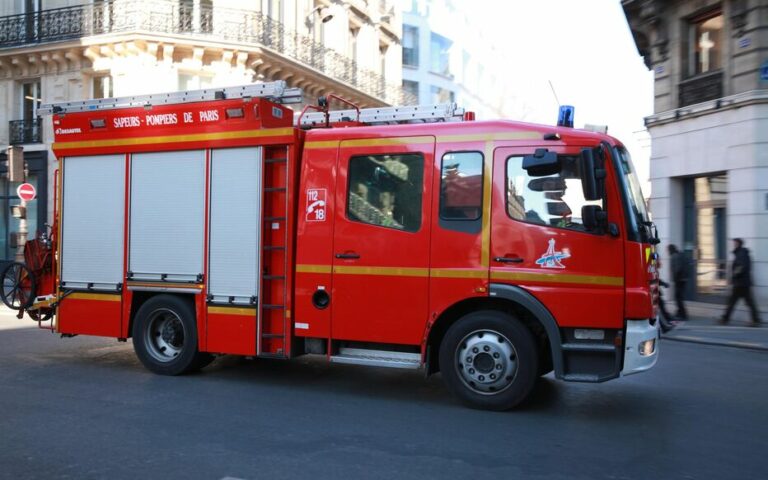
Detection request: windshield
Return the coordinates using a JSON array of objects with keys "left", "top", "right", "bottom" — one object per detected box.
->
[{"left": 616, "top": 147, "right": 649, "bottom": 226}]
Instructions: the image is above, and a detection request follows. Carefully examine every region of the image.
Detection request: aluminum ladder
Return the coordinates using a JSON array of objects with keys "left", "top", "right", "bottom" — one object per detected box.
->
[{"left": 38, "top": 81, "right": 304, "bottom": 115}]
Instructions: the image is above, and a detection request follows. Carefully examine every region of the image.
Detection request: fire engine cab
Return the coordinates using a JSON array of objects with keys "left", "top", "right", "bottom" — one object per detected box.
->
[{"left": 3, "top": 81, "right": 659, "bottom": 410}]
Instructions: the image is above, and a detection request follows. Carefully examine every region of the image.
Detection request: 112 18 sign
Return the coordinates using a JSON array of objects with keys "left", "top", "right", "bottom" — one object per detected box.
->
[{"left": 305, "top": 188, "right": 327, "bottom": 222}]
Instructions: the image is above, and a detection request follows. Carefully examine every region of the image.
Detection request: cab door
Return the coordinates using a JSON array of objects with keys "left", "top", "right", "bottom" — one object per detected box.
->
[
  {"left": 490, "top": 146, "right": 625, "bottom": 329},
  {"left": 331, "top": 137, "right": 434, "bottom": 345}
]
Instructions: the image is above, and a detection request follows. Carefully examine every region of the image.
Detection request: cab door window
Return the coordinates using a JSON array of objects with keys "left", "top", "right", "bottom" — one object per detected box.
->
[
  {"left": 346, "top": 153, "right": 424, "bottom": 232},
  {"left": 506, "top": 155, "right": 603, "bottom": 232}
]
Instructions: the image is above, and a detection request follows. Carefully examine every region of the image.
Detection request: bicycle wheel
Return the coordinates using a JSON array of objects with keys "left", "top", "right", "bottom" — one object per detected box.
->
[{"left": 0, "top": 262, "right": 37, "bottom": 310}]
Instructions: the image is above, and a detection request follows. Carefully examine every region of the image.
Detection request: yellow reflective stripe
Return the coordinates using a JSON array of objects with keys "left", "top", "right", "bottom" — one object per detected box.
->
[
  {"left": 435, "top": 131, "right": 541, "bottom": 143},
  {"left": 333, "top": 265, "right": 429, "bottom": 277},
  {"left": 53, "top": 127, "right": 294, "bottom": 150},
  {"left": 296, "top": 264, "right": 333, "bottom": 274},
  {"left": 430, "top": 268, "right": 487, "bottom": 279},
  {"left": 126, "top": 282, "right": 204, "bottom": 289},
  {"left": 208, "top": 306, "right": 256, "bottom": 316},
  {"left": 490, "top": 271, "right": 624, "bottom": 286},
  {"left": 68, "top": 293, "right": 121, "bottom": 302},
  {"left": 303, "top": 140, "right": 339, "bottom": 149},
  {"left": 340, "top": 136, "right": 434, "bottom": 148},
  {"left": 481, "top": 141, "right": 493, "bottom": 267},
  {"left": 296, "top": 263, "right": 621, "bottom": 286}
]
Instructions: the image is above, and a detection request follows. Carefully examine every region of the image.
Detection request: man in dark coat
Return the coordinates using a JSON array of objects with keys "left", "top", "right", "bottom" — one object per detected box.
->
[
  {"left": 720, "top": 238, "right": 762, "bottom": 326},
  {"left": 668, "top": 244, "right": 688, "bottom": 320}
]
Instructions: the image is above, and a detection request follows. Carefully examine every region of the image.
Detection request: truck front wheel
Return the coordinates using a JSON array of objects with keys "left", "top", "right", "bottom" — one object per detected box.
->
[
  {"left": 439, "top": 310, "right": 539, "bottom": 410},
  {"left": 132, "top": 295, "right": 212, "bottom": 375}
]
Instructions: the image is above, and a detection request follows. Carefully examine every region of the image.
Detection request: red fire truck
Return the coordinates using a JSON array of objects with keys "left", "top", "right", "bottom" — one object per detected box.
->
[{"left": 3, "top": 81, "right": 659, "bottom": 410}]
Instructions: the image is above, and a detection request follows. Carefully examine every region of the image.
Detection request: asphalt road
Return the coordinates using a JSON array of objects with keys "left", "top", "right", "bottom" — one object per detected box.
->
[{"left": 1, "top": 313, "right": 766, "bottom": 480}]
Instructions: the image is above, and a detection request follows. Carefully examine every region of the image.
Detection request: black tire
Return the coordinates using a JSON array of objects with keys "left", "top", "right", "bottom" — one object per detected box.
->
[
  {"left": 439, "top": 310, "right": 539, "bottom": 411},
  {"left": 0, "top": 262, "right": 36, "bottom": 310},
  {"left": 131, "top": 295, "right": 213, "bottom": 376}
]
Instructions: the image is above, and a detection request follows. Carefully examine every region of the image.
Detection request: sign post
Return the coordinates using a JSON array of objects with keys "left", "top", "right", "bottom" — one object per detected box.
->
[{"left": 14, "top": 183, "right": 36, "bottom": 262}]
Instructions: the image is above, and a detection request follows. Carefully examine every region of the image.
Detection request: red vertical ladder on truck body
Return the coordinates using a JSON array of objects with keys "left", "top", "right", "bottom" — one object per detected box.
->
[{"left": 258, "top": 145, "right": 291, "bottom": 356}]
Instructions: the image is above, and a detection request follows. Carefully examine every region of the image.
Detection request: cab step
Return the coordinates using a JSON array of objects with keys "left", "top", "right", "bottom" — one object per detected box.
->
[{"left": 330, "top": 348, "right": 421, "bottom": 370}]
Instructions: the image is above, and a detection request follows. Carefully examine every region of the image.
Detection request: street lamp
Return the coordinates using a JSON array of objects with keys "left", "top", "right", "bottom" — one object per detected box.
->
[
  {"left": 306, "top": 5, "right": 334, "bottom": 72},
  {"left": 306, "top": 5, "right": 334, "bottom": 26}
]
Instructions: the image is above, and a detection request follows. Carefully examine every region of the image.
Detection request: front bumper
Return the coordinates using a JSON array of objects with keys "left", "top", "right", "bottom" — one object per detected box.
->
[{"left": 621, "top": 319, "right": 660, "bottom": 376}]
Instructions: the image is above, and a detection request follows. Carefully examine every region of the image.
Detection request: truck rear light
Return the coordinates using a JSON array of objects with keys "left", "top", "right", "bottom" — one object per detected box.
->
[
  {"left": 639, "top": 339, "right": 655, "bottom": 356},
  {"left": 574, "top": 329, "right": 604, "bottom": 340}
]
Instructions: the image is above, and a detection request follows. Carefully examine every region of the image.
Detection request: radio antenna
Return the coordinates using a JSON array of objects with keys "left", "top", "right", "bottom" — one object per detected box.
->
[{"left": 548, "top": 80, "right": 561, "bottom": 107}]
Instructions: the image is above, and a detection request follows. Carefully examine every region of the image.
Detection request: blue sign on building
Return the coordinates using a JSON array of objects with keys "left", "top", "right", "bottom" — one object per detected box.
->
[{"left": 761, "top": 60, "right": 768, "bottom": 81}]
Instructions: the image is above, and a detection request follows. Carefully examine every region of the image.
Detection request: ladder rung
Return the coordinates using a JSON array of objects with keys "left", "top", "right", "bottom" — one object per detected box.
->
[
  {"left": 262, "top": 304, "right": 286, "bottom": 309},
  {"left": 265, "top": 158, "right": 288, "bottom": 164},
  {"left": 262, "top": 333, "right": 285, "bottom": 338},
  {"left": 264, "top": 187, "right": 286, "bottom": 192},
  {"left": 263, "top": 246, "right": 286, "bottom": 251},
  {"left": 263, "top": 275, "right": 285, "bottom": 280},
  {"left": 258, "top": 352, "right": 286, "bottom": 359}
]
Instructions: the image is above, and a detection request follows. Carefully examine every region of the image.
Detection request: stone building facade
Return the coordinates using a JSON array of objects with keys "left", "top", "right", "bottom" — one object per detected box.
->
[
  {"left": 0, "top": 0, "right": 407, "bottom": 264},
  {"left": 623, "top": 0, "right": 767, "bottom": 310}
]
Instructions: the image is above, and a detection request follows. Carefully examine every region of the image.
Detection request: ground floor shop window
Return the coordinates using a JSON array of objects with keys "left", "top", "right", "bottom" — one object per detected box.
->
[
  {"left": 0, "top": 151, "right": 48, "bottom": 266},
  {"left": 683, "top": 173, "right": 728, "bottom": 302}
]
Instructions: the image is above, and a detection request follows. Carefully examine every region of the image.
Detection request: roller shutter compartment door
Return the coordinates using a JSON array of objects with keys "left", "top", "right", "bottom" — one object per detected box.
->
[
  {"left": 60, "top": 155, "right": 126, "bottom": 291},
  {"left": 208, "top": 147, "right": 262, "bottom": 304},
  {"left": 129, "top": 150, "right": 205, "bottom": 282}
]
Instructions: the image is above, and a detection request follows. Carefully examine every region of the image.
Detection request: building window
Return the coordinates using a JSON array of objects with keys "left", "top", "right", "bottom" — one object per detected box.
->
[
  {"left": 430, "top": 33, "right": 452, "bottom": 76},
  {"left": 430, "top": 86, "right": 454, "bottom": 104},
  {"left": 21, "top": 80, "right": 41, "bottom": 120},
  {"left": 506, "top": 155, "right": 603, "bottom": 232},
  {"left": 93, "top": 76, "right": 113, "bottom": 99},
  {"left": 691, "top": 11, "right": 723, "bottom": 75},
  {"left": 402, "top": 80, "right": 419, "bottom": 98},
  {"left": 440, "top": 152, "right": 483, "bottom": 221},
  {"left": 347, "top": 154, "right": 424, "bottom": 232},
  {"left": 403, "top": 25, "right": 419, "bottom": 67}
]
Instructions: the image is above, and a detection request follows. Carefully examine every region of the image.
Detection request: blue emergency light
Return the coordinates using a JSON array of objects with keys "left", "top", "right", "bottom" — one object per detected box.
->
[{"left": 557, "top": 105, "right": 575, "bottom": 128}]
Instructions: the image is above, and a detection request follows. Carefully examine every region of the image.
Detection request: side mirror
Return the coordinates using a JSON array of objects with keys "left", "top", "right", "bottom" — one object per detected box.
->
[
  {"left": 581, "top": 147, "right": 606, "bottom": 201},
  {"left": 523, "top": 148, "right": 559, "bottom": 177},
  {"left": 582, "top": 205, "right": 607, "bottom": 232}
]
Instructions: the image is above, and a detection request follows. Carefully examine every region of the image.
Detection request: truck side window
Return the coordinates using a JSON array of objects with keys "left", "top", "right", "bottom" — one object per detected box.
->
[
  {"left": 347, "top": 153, "right": 424, "bottom": 233},
  {"left": 440, "top": 151, "right": 483, "bottom": 221},
  {"left": 506, "top": 155, "right": 603, "bottom": 232}
]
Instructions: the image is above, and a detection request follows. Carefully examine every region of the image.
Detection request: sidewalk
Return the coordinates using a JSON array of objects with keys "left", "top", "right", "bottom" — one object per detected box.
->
[{"left": 662, "top": 301, "right": 768, "bottom": 352}]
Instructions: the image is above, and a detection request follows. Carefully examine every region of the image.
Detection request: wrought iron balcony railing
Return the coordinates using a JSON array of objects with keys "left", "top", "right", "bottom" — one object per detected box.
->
[
  {"left": 679, "top": 70, "right": 723, "bottom": 108},
  {"left": 0, "top": 0, "right": 415, "bottom": 105},
  {"left": 9, "top": 118, "right": 43, "bottom": 145}
]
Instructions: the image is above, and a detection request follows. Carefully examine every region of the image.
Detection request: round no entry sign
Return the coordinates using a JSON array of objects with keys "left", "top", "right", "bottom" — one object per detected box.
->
[{"left": 17, "top": 183, "right": 36, "bottom": 202}]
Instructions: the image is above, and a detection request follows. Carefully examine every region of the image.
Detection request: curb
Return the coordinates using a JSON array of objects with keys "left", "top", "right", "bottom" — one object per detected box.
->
[{"left": 661, "top": 334, "right": 768, "bottom": 352}]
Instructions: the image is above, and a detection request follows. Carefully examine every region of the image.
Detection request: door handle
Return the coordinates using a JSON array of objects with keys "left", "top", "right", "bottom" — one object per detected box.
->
[
  {"left": 335, "top": 252, "right": 360, "bottom": 260},
  {"left": 494, "top": 256, "right": 524, "bottom": 264}
]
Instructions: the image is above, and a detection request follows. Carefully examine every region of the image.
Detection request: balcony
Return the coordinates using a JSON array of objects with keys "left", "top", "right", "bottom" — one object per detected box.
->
[
  {"left": 679, "top": 70, "right": 723, "bottom": 108},
  {"left": 0, "top": 0, "right": 414, "bottom": 105},
  {"left": 9, "top": 118, "right": 42, "bottom": 145}
]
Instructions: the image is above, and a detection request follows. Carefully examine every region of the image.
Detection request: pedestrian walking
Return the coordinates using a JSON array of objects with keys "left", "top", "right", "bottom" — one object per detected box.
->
[
  {"left": 655, "top": 255, "right": 675, "bottom": 333},
  {"left": 720, "top": 238, "right": 763, "bottom": 326},
  {"left": 668, "top": 244, "right": 688, "bottom": 320}
]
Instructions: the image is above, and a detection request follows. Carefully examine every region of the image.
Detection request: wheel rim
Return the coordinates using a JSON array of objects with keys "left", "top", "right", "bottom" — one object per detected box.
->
[
  {"left": 2, "top": 263, "right": 34, "bottom": 310},
  {"left": 144, "top": 308, "right": 186, "bottom": 363},
  {"left": 455, "top": 329, "right": 518, "bottom": 395}
]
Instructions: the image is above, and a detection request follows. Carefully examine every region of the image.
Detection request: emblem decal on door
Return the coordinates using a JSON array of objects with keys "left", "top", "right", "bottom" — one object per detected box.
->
[
  {"left": 306, "top": 188, "right": 327, "bottom": 222},
  {"left": 536, "top": 238, "right": 570, "bottom": 269}
]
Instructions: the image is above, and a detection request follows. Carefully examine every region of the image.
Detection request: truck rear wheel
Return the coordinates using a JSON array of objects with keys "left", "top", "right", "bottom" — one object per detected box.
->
[
  {"left": 132, "top": 295, "right": 212, "bottom": 376},
  {"left": 439, "top": 310, "right": 538, "bottom": 411}
]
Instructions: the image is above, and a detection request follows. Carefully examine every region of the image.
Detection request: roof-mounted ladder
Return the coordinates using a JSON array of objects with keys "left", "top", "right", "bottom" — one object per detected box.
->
[
  {"left": 38, "top": 81, "right": 304, "bottom": 115},
  {"left": 297, "top": 102, "right": 466, "bottom": 127}
]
